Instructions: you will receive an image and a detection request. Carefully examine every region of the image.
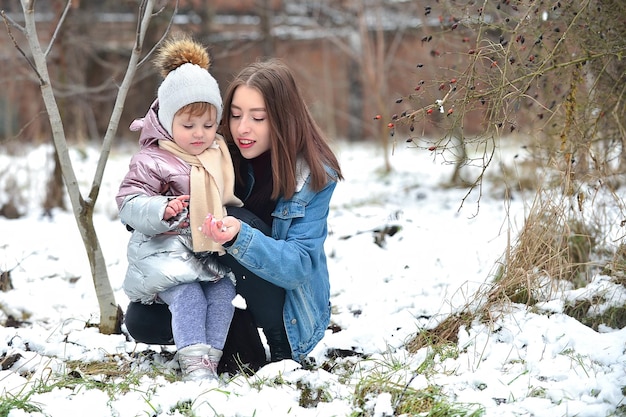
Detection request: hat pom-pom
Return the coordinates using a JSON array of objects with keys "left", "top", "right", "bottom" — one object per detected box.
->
[{"left": 153, "top": 36, "right": 211, "bottom": 78}]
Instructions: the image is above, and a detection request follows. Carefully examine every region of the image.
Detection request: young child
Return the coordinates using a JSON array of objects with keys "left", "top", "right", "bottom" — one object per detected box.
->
[{"left": 116, "top": 36, "right": 242, "bottom": 381}]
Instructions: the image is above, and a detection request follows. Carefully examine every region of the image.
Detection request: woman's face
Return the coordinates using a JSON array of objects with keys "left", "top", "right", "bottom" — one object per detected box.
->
[{"left": 229, "top": 85, "right": 271, "bottom": 159}]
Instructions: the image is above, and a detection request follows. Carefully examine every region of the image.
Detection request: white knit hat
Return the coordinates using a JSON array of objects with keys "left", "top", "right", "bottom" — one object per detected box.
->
[{"left": 157, "top": 62, "right": 222, "bottom": 137}]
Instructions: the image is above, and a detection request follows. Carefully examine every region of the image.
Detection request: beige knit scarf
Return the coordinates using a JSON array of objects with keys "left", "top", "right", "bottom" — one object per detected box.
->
[{"left": 159, "top": 137, "right": 242, "bottom": 254}]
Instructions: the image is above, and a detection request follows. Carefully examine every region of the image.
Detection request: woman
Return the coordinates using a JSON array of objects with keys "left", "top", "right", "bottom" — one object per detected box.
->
[{"left": 124, "top": 58, "right": 343, "bottom": 373}]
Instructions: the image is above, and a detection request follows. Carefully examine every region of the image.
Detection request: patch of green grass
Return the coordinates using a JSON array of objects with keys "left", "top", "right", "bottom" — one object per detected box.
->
[
  {"left": 297, "top": 380, "right": 333, "bottom": 408},
  {"left": 0, "top": 353, "right": 174, "bottom": 417},
  {"left": 170, "top": 399, "right": 195, "bottom": 416},
  {"left": 0, "top": 385, "right": 42, "bottom": 417},
  {"left": 344, "top": 350, "right": 483, "bottom": 416},
  {"left": 564, "top": 300, "right": 626, "bottom": 330}
]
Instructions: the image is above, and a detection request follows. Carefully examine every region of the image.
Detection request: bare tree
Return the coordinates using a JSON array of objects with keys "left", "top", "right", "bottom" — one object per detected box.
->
[
  {"left": 391, "top": 0, "right": 625, "bottom": 205},
  {"left": 295, "top": 0, "right": 418, "bottom": 172},
  {"left": 256, "top": 0, "right": 274, "bottom": 58},
  {"left": 1, "top": 0, "right": 169, "bottom": 334}
]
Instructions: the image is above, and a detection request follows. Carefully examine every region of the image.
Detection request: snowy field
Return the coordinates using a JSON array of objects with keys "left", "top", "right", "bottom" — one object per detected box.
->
[{"left": 0, "top": 141, "right": 624, "bottom": 416}]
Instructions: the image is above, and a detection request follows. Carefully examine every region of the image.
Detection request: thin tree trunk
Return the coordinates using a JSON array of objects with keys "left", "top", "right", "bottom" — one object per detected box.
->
[
  {"left": 7, "top": 0, "right": 161, "bottom": 334},
  {"left": 43, "top": 149, "right": 66, "bottom": 217}
]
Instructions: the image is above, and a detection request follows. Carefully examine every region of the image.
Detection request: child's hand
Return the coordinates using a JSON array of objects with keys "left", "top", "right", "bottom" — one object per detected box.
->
[
  {"left": 163, "top": 195, "right": 189, "bottom": 220},
  {"left": 202, "top": 213, "right": 241, "bottom": 244}
]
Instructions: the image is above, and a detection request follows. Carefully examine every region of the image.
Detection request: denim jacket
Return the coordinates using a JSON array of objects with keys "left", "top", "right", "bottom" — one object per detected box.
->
[{"left": 226, "top": 159, "right": 338, "bottom": 361}]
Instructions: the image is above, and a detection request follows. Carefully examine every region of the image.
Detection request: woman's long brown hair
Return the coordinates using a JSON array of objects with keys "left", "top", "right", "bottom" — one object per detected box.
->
[{"left": 221, "top": 59, "right": 343, "bottom": 200}]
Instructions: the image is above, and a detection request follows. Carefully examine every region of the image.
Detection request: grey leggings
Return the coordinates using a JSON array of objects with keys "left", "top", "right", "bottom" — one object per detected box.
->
[{"left": 158, "top": 278, "right": 235, "bottom": 350}]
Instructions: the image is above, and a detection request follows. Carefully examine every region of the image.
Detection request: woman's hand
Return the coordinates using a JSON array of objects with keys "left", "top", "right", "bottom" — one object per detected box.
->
[
  {"left": 163, "top": 195, "right": 189, "bottom": 220},
  {"left": 202, "top": 213, "right": 241, "bottom": 245}
]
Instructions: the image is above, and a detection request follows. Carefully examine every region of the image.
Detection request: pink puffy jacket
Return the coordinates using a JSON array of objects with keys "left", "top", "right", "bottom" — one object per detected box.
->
[{"left": 116, "top": 100, "right": 238, "bottom": 303}]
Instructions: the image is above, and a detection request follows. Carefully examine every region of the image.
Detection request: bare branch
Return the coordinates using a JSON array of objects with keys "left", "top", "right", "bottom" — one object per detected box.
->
[
  {"left": 44, "top": 0, "right": 73, "bottom": 58},
  {"left": 137, "top": 0, "right": 179, "bottom": 69},
  {"left": 0, "top": 9, "right": 25, "bottom": 33},
  {"left": 1, "top": 10, "right": 41, "bottom": 83},
  {"left": 90, "top": 0, "right": 162, "bottom": 204}
]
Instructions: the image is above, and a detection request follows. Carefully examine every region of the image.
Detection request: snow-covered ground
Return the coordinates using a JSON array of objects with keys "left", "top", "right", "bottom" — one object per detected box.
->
[{"left": 0, "top": 141, "right": 624, "bottom": 416}]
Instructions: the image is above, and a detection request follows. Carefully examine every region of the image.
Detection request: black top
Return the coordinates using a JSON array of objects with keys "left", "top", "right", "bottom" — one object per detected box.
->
[{"left": 243, "top": 151, "right": 275, "bottom": 226}]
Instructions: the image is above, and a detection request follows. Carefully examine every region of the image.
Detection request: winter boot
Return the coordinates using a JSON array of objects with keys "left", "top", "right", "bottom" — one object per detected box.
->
[
  {"left": 177, "top": 344, "right": 222, "bottom": 381},
  {"left": 264, "top": 327, "right": 292, "bottom": 362}
]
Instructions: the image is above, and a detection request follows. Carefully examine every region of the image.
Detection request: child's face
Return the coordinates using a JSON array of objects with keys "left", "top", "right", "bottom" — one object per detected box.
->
[{"left": 171, "top": 107, "right": 218, "bottom": 155}]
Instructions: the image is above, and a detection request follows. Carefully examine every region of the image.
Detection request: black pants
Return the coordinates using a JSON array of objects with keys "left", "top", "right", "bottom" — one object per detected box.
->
[
  {"left": 124, "top": 301, "right": 267, "bottom": 374},
  {"left": 123, "top": 206, "right": 287, "bottom": 374}
]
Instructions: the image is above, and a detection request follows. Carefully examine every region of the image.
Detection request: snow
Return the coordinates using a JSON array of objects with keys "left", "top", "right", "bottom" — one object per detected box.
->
[{"left": 0, "top": 141, "right": 624, "bottom": 416}]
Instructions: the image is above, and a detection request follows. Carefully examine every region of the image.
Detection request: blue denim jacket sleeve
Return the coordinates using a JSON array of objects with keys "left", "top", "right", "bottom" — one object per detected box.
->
[
  {"left": 227, "top": 178, "right": 335, "bottom": 289},
  {"left": 225, "top": 171, "right": 337, "bottom": 360}
]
